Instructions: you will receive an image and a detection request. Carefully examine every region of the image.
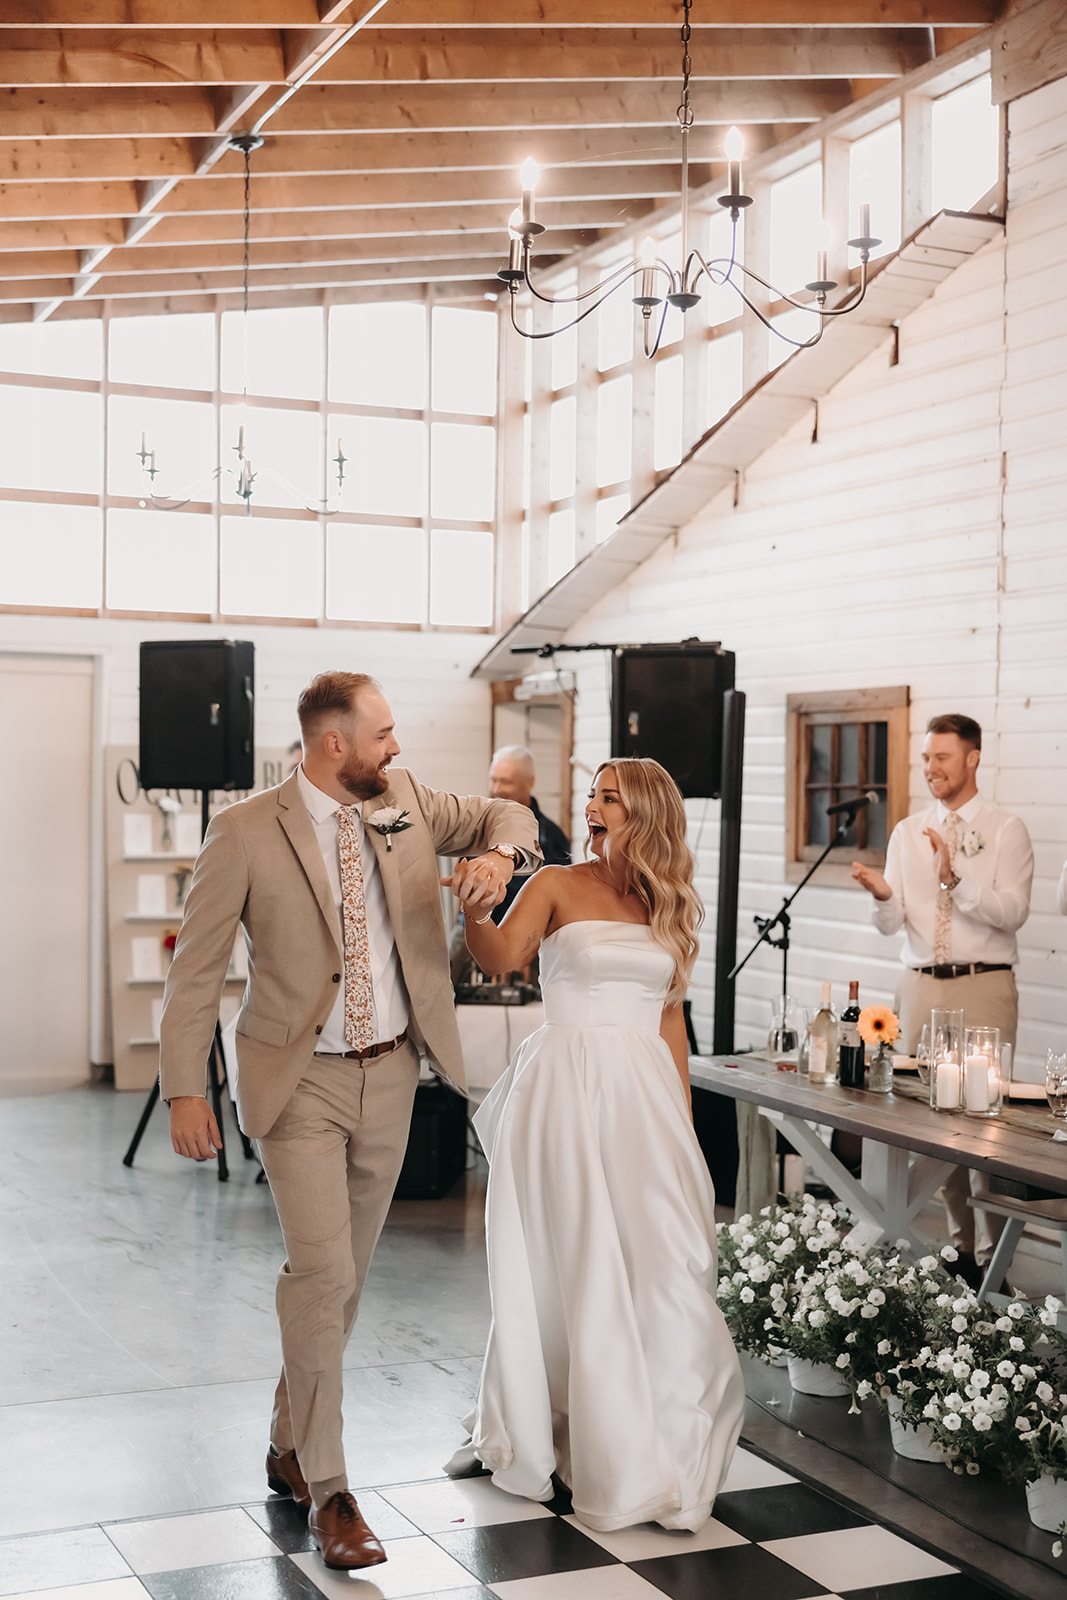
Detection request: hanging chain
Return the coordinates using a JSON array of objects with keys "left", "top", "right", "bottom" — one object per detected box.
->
[
  {"left": 676, "top": 0, "right": 693, "bottom": 130},
  {"left": 241, "top": 143, "right": 252, "bottom": 324}
]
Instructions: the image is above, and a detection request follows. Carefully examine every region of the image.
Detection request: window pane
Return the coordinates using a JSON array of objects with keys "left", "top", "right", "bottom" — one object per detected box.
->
[
  {"left": 549, "top": 395, "right": 575, "bottom": 500},
  {"left": 221, "top": 306, "right": 323, "bottom": 401},
  {"left": 109, "top": 313, "right": 214, "bottom": 391},
  {"left": 106, "top": 508, "right": 215, "bottom": 614},
  {"left": 932, "top": 75, "right": 999, "bottom": 214},
  {"left": 432, "top": 306, "right": 497, "bottom": 416},
  {"left": 429, "top": 529, "right": 492, "bottom": 626},
  {"left": 597, "top": 374, "right": 631, "bottom": 487},
  {"left": 705, "top": 210, "right": 745, "bottom": 329},
  {"left": 0, "top": 502, "right": 101, "bottom": 608},
  {"left": 0, "top": 319, "right": 101, "bottom": 381},
  {"left": 220, "top": 516, "right": 322, "bottom": 618},
  {"left": 868, "top": 720, "right": 888, "bottom": 785},
  {"left": 109, "top": 393, "right": 214, "bottom": 500},
  {"left": 329, "top": 302, "right": 426, "bottom": 409},
  {"left": 430, "top": 422, "right": 495, "bottom": 521},
  {"left": 708, "top": 331, "right": 743, "bottom": 424},
  {"left": 654, "top": 354, "right": 683, "bottom": 471},
  {"left": 849, "top": 121, "right": 901, "bottom": 261},
  {"left": 220, "top": 406, "right": 322, "bottom": 511},
  {"left": 598, "top": 270, "right": 636, "bottom": 371},
  {"left": 808, "top": 724, "right": 832, "bottom": 784},
  {"left": 335, "top": 414, "right": 426, "bottom": 517},
  {"left": 0, "top": 385, "right": 101, "bottom": 493},
  {"left": 326, "top": 524, "right": 426, "bottom": 624},
  {"left": 551, "top": 284, "right": 577, "bottom": 391},
  {"left": 839, "top": 722, "right": 860, "bottom": 786},
  {"left": 547, "top": 508, "right": 575, "bottom": 585},
  {"left": 596, "top": 492, "right": 630, "bottom": 543},
  {"left": 770, "top": 161, "right": 822, "bottom": 297}
]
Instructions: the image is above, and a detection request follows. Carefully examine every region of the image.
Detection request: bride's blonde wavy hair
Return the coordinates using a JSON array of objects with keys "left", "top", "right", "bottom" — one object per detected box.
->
[{"left": 592, "top": 757, "right": 702, "bottom": 1003}]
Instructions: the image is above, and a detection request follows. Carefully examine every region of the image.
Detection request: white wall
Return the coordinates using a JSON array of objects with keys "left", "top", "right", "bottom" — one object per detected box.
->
[
  {"left": 0, "top": 613, "right": 494, "bottom": 795},
  {"left": 560, "top": 76, "right": 1067, "bottom": 1076}
]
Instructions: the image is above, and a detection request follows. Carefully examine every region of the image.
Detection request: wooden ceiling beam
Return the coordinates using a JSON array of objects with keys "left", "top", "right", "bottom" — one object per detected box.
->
[
  {"left": 0, "top": 2, "right": 1005, "bottom": 27},
  {"left": 0, "top": 29, "right": 286, "bottom": 86},
  {"left": 0, "top": 86, "right": 217, "bottom": 138},
  {"left": 145, "top": 197, "right": 648, "bottom": 243},
  {"left": 0, "top": 26, "right": 941, "bottom": 86}
]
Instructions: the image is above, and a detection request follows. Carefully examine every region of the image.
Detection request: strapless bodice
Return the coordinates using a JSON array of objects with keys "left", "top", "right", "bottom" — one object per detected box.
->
[{"left": 538, "top": 920, "right": 673, "bottom": 1032}]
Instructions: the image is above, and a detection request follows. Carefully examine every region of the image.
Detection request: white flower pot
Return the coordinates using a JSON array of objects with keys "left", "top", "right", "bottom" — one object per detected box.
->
[
  {"left": 1026, "top": 1474, "right": 1067, "bottom": 1532},
  {"left": 787, "top": 1356, "right": 850, "bottom": 1397},
  {"left": 886, "top": 1396, "right": 946, "bottom": 1463}
]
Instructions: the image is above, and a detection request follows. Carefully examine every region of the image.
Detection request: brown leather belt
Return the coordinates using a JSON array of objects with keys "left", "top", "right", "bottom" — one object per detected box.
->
[
  {"left": 315, "top": 1028, "right": 408, "bottom": 1062},
  {"left": 915, "top": 963, "right": 1012, "bottom": 980}
]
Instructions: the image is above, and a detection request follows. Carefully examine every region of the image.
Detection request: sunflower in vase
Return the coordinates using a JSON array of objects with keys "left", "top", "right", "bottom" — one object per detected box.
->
[{"left": 858, "top": 1003, "right": 900, "bottom": 1094}]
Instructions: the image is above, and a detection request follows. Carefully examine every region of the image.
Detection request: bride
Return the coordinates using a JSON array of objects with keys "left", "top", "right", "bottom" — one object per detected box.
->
[{"left": 453, "top": 757, "right": 744, "bottom": 1534}]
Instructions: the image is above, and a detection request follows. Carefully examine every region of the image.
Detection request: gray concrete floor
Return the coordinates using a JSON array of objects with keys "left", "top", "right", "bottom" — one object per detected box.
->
[{"left": 0, "top": 1084, "right": 491, "bottom": 1540}]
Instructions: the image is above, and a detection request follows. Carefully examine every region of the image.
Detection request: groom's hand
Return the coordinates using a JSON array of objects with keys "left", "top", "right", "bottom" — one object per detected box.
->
[
  {"left": 447, "top": 854, "right": 512, "bottom": 920},
  {"left": 170, "top": 1095, "right": 223, "bottom": 1161}
]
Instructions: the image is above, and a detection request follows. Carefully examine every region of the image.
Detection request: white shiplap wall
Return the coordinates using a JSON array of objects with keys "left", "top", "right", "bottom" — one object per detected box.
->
[{"left": 561, "top": 75, "right": 1067, "bottom": 1077}]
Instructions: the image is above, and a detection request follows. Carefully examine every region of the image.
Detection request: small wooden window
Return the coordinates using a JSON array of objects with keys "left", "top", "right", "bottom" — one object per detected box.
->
[{"left": 785, "top": 687, "right": 909, "bottom": 887}]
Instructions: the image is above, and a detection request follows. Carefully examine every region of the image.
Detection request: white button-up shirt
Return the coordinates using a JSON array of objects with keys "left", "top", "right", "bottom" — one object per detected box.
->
[
  {"left": 297, "top": 765, "right": 410, "bottom": 1051},
  {"left": 872, "top": 793, "right": 1033, "bottom": 968}
]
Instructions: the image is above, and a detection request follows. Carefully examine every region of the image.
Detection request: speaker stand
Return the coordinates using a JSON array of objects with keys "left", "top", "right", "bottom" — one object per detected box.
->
[{"left": 121, "top": 788, "right": 260, "bottom": 1183}]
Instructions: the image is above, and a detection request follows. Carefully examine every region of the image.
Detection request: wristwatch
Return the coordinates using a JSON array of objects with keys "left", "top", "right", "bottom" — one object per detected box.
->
[
  {"left": 488, "top": 844, "right": 520, "bottom": 865},
  {"left": 940, "top": 871, "right": 961, "bottom": 892}
]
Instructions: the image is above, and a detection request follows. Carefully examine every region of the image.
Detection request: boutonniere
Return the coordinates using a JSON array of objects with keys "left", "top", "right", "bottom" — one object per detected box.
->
[
  {"left": 368, "top": 807, "right": 412, "bottom": 851},
  {"left": 958, "top": 829, "right": 985, "bottom": 859}
]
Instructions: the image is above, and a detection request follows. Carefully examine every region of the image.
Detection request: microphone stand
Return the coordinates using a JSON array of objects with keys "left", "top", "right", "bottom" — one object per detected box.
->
[{"left": 728, "top": 804, "right": 866, "bottom": 1004}]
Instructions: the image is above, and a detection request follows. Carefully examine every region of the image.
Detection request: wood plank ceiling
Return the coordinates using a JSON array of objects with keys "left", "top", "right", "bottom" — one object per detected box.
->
[{"left": 0, "top": 1, "right": 1006, "bottom": 323}]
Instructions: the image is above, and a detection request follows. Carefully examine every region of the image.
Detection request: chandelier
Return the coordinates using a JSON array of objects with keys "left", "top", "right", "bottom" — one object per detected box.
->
[
  {"left": 498, "top": 0, "right": 881, "bottom": 359},
  {"left": 136, "top": 134, "right": 347, "bottom": 514}
]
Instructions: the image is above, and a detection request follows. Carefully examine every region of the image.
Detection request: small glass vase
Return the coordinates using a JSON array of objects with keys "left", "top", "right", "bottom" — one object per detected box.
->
[{"left": 867, "top": 1041, "right": 894, "bottom": 1094}]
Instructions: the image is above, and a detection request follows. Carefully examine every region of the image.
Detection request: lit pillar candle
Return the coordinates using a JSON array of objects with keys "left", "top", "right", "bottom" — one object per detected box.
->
[
  {"left": 935, "top": 1061, "right": 961, "bottom": 1110},
  {"left": 520, "top": 158, "right": 539, "bottom": 228},
  {"left": 964, "top": 1054, "right": 991, "bottom": 1111},
  {"left": 724, "top": 126, "right": 743, "bottom": 198}
]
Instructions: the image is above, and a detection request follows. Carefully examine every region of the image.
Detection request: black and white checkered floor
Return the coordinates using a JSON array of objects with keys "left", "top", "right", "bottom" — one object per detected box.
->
[{"left": 0, "top": 1447, "right": 1001, "bottom": 1600}]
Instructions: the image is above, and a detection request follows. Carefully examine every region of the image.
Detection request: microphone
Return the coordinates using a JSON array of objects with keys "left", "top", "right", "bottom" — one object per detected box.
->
[{"left": 826, "top": 791, "right": 880, "bottom": 816}]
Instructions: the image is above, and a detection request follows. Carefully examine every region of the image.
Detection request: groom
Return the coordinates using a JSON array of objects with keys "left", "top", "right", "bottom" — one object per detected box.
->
[{"left": 160, "top": 671, "right": 540, "bottom": 1570}]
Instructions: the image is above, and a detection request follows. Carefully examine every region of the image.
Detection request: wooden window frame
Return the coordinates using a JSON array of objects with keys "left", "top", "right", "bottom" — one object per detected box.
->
[{"left": 785, "top": 686, "right": 910, "bottom": 888}]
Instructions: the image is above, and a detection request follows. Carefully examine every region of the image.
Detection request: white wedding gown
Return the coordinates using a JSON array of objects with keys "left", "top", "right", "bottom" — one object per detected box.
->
[{"left": 468, "top": 919, "right": 745, "bottom": 1533}]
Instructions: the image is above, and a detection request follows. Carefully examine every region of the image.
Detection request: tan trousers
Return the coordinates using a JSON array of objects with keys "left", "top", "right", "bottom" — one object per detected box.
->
[
  {"left": 257, "top": 1041, "right": 421, "bottom": 1484},
  {"left": 897, "top": 966, "right": 1018, "bottom": 1266}
]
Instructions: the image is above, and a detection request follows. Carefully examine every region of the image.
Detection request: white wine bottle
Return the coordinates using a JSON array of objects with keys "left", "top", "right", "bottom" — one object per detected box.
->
[{"left": 808, "top": 983, "right": 839, "bottom": 1086}]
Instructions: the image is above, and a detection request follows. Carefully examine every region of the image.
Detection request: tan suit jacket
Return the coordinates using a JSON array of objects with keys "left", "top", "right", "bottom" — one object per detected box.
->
[{"left": 159, "top": 767, "right": 540, "bottom": 1138}]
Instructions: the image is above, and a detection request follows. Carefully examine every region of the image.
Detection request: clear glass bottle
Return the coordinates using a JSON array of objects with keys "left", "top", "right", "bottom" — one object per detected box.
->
[{"left": 808, "top": 983, "right": 838, "bottom": 1086}]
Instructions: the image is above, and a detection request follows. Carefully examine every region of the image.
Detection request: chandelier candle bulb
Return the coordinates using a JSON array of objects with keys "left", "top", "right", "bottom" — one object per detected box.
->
[
  {"left": 724, "top": 126, "right": 743, "bottom": 198},
  {"left": 860, "top": 202, "right": 871, "bottom": 241},
  {"left": 964, "top": 1055, "right": 991, "bottom": 1113},
  {"left": 935, "top": 1061, "right": 961, "bottom": 1110},
  {"left": 520, "top": 159, "right": 539, "bottom": 228}
]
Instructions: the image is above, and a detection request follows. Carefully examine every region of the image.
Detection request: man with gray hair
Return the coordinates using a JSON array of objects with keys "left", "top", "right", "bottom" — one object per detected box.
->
[{"left": 486, "top": 744, "right": 571, "bottom": 922}]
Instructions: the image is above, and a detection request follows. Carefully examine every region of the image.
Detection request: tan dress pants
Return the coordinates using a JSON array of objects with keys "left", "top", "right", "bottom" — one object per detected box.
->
[
  {"left": 257, "top": 1040, "right": 421, "bottom": 1484},
  {"left": 897, "top": 966, "right": 1018, "bottom": 1266}
]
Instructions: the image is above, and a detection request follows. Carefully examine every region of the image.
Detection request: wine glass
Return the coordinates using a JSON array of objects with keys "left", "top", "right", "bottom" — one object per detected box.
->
[
  {"left": 915, "top": 1024, "right": 931, "bottom": 1086},
  {"left": 1045, "top": 1049, "right": 1067, "bottom": 1118}
]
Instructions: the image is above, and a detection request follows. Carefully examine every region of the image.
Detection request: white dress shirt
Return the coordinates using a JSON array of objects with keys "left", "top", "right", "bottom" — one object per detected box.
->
[
  {"left": 297, "top": 765, "right": 410, "bottom": 1051},
  {"left": 872, "top": 793, "right": 1034, "bottom": 967}
]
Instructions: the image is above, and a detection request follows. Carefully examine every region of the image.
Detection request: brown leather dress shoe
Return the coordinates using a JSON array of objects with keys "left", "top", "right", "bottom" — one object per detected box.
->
[
  {"left": 309, "top": 1491, "right": 387, "bottom": 1570},
  {"left": 265, "top": 1445, "right": 311, "bottom": 1510}
]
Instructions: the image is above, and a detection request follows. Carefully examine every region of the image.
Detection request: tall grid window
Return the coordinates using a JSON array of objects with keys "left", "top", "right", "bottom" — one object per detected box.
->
[{"left": 0, "top": 297, "right": 500, "bottom": 630}]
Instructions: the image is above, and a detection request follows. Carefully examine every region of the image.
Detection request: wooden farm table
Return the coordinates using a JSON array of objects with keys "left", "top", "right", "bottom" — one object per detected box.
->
[{"left": 689, "top": 1052, "right": 1067, "bottom": 1252}]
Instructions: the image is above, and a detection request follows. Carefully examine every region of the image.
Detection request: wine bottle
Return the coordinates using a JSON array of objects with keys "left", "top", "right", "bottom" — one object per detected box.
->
[
  {"left": 808, "top": 983, "right": 838, "bottom": 1086},
  {"left": 838, "top": 980, "right": 865, "bottom": 1088}
]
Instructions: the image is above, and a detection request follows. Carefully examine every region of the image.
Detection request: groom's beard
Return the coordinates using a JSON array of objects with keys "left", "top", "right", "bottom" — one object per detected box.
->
[{"left": 338, "top": 751, "right": 390, "bottom": 801}]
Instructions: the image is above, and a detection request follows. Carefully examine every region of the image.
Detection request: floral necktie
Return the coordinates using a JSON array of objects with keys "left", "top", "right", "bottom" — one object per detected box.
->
[
  {"left": 932, "top": 811, "right": 960, "bottom": 966},
  {"left": 336, "top": 805, "right": 374, "bottom": 1051}
]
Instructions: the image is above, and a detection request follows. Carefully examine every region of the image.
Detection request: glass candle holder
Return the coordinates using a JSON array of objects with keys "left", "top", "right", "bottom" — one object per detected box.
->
[
  {"left": 929, "top": 1007, "right": 964, "bottom": 1114},
  {"left": 963, "top": 1025, "right": 1002, "bottom": 1117}
]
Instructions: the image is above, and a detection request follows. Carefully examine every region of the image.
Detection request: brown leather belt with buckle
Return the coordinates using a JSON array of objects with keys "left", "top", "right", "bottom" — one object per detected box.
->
[
  {"left": 315, "top": 1028, "right": 408, "bottom": 1062},
  {"left": 915, "top": 963, "right": 1012, "bottom": 980}
]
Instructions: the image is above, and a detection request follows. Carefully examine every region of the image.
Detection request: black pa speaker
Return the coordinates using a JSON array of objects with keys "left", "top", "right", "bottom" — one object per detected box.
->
[
  {"left": 139, "top": 640, "right": 255, "bottom": 791},
  {"left": 610, "top": 642, "right": 735, "bottom": 799}
]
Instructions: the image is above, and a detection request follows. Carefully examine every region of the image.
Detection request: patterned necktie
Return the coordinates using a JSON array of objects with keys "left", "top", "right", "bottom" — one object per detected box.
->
[
  {"left": 932, "top": 811, "right": 961, "bottom": 966},
  {"left": 336, "top": 805, "right": 375, "bottom": 1051}
]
